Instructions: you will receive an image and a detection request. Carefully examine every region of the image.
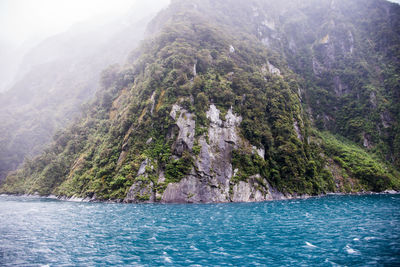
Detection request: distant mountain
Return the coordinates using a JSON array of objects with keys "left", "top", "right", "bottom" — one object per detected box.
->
[
  {"left": 1, "top": 0, "right": 399, "bottom": 202},
  {"left": 0, "top": 39, "right": 33, "bottom": 93},
  {"left": 0, "top": 1, "right": 169, "bottom": 180}
]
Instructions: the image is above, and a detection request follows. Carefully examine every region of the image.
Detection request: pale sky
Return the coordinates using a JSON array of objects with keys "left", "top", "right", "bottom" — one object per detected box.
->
[{"left": 0, "top": 0, "right": 141, "bottom": 46}]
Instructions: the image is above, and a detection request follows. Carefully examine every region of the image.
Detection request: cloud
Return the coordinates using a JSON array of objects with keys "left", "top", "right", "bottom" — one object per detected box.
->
[{"left": 0, "top": 0, "right": 143, "bottom": 45}]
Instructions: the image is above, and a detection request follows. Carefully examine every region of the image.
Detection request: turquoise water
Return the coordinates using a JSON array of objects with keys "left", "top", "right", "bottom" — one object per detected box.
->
[{"left": 0, "top": 195, "right": 399, "bottom": 266}]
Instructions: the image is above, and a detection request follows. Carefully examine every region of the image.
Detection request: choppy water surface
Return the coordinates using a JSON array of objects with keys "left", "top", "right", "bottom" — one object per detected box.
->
[{"left": 0, "top": 194, "right": 399, "bottom": 266}]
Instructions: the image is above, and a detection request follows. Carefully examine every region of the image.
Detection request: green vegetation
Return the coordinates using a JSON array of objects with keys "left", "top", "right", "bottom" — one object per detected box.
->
[
  {"left": 319, "top": 131, "right": 400, "bottom": 191},
  {"left": 232, "top": 149, "right": 268, "bottom": 182},
  {"left": 1, "top": 0, "right": 399, "bottom": 200},
  {"left": 165, "top": 152, "right": 193, "bottom": 183}
]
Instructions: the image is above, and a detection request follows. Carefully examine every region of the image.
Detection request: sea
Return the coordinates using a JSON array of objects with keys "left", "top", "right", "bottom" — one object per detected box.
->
[{"left": 0, "top": 194, "right": 399, "bottom": 266}]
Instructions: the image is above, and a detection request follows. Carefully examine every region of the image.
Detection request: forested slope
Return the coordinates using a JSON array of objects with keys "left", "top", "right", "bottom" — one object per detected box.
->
[{"left": 1, "top": 0, "right": 399, "bottom": 202}]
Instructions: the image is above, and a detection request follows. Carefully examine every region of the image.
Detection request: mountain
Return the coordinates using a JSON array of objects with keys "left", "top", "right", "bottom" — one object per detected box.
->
[
  {"left": 0, "top": 40, "right": 25, "bottom": 93},
  {"left": 0, "top": 1, "right": 169, "bottom": 180},
  {"left": 1, "top": 0, "right": 399, "bottom": 202}
]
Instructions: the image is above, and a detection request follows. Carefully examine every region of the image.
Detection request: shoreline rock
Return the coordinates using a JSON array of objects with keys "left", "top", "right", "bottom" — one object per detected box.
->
[{"left": 1, "top": 190, "right": 399, "bottom": 204}]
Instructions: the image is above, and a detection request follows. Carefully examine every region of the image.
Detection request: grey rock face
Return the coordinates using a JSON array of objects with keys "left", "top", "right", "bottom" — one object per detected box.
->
[
  {"left": 232, "top": 175, "right": 267, "bottom": 202},
  {"left": 267, "top": 61, "right": 281, "bottom": 76},
  {"left": 150, "top": 92, "right": 156, "bottom": 115},
  {"left": 124, "top": 180, "right": 154, "bottom": 203},
  {"left": 127, "top": 104, "right": 285, "bottom": 203},
  {"left": 137, "top": 159, "right": 150, "bottom": 176},
  {"left": 124, "top": 158, "right": 155, "bottom": 203},
  {"left": 231, "top": 175, "right": 287, "bottom": 202},
  {"left": 293, "top": 120, "right": 303, "bottom": 140},
  {"left": 363, "top": 133, "right": 372, "bottom": 148},
  {"left": 321, "top": 42, "right": 335, "bottom": 69},
  {"left": 170, "top": 104, "right": 195, "bottom": 152},
  {"left": 160, "top": 104, "right": 286, "bottom": 203},
  {"left": 162, "top": 104, "right": 242, "bottom": 203},
  {"left": 193, "top": 63, "right": 197, "bottom": 77},
  {"left": 252, "top": 146, "right": 265, "bottom": 159}
]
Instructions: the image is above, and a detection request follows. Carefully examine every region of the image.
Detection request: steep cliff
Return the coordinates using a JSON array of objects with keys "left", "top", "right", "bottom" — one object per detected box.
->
[{"left": 1, "top": 0, "right": 399, "bottom": 202}]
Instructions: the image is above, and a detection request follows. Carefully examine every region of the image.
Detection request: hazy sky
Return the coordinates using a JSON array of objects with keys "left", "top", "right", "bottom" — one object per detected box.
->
[
  {"left": 0, "top": 0, "right": 142, "bottom": 46},
  {"left": 0, "top": 0, "right": 399, "bottom": 47}
]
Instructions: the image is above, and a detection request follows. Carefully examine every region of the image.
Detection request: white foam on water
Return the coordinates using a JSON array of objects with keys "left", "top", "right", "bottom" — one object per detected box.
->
[
  {"left": 353, "top": 238, "right": 360, "bottom": 241},
  {"left": 305, "top": 241, "right": 317, "bottom": 248},
  {"left": 67, "top": 196, "right": 84, "bottom": 202},
  {"left": 364, "top": 236, "right": 376, "bottom": 241},
  {"left": 28, "top": 208, "right": 39, "bottom": 212},
  {"left": 163, "top": 251, "right": 172, "bottom": 263},
  {"left": 345, "top": 245, "right": 360, "bottom": 255},
  {"left": 211, "top": 250, "right": 230, "bottom": 256},
  {"left": 324, "top": 258, "right": 341, "bottom": 266}
]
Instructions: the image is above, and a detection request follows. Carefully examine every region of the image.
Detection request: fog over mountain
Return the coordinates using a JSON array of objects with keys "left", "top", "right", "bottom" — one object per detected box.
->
[
  {"left": 0, "top": 0, "right": 170, "bottom": 93},
  {"left": 0, "top": 0, "right": 170, "bottom": 180}
]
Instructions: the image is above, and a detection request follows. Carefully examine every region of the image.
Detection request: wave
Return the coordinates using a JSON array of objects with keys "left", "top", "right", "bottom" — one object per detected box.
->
[
  {"left": 345, "top": 245, "right": 360, "bottom": 255},
  {"left": 305, "top": 241, "right": 317, "bottom": 248}
]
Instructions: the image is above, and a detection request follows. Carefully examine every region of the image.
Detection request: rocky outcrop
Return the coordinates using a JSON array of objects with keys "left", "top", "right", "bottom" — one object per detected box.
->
[
  {"left": 124, "top": 159, "right": 155, "bottom": 203},
  {"left": 150, "top": 92, "right": 156, "bottom": 115},
  {"left": 267, "top": 61, "right": 281, "bottom": 76},
  {"left": 293, "top": 120, "right": 303, "bottom": 140},
  {"left": 170, "top": 104, "right": 196, "bottom": 154},
  {"left": 162, "top": 104, "right": 242, "bottom": 203},
  {"left": 232, "top": 175, "right": 267, "bottom": 202},
  {"left": 159, "top": 104, "right": 284, "bottom": 203},
  {"left": 124, "top": 180, "right": 155, "bottom": 203},
  {"left": 232, "top": 175, "right": 286, "bottom": 202},
  {"left": 363, "top": 133, "right": 372, "bottom": 148},
  {"left": 316, "top": 38, "right": 335, "bottom": 69},
  {"left": 252, "top": 146, "right": 265, "bottom": 159}
]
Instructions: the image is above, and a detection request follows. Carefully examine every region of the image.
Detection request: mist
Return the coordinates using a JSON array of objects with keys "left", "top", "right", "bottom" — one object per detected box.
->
[
  {"left": 0, "top": 0, "right": 170, "bottom": 180},
  {"left": 0, "top": 0, "right": 169, "bottom": 46},
  {"left": 0, "top": 0, "right": 170, "bottom": 93}
]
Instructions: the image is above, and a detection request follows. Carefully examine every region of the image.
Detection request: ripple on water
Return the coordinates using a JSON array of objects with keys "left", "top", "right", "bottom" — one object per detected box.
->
[{"left": 0, "top": 195, "right": 399, "bottom": 266}]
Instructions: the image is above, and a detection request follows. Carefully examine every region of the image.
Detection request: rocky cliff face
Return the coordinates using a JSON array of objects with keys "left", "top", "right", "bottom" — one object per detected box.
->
[{"left": 124, "top": 104, "right": 287, "bottom": 203}]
